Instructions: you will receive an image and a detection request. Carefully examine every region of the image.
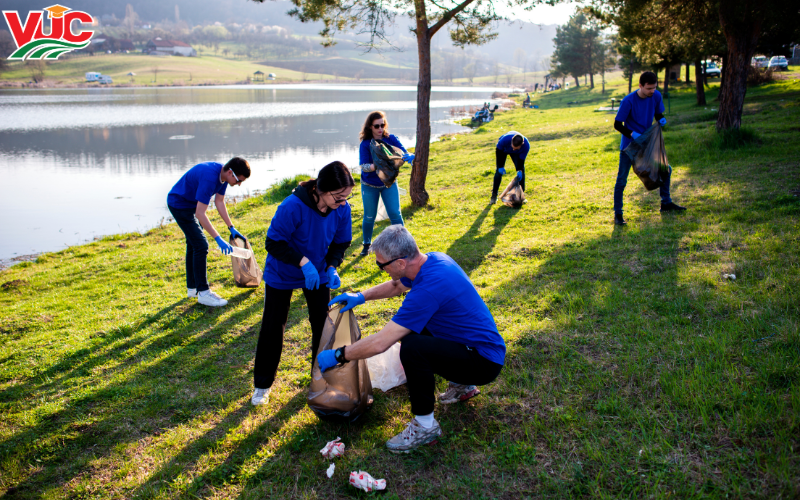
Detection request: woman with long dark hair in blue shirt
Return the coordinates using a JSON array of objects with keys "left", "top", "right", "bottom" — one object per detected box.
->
[
  {"left": 251, "top": 161, "right": 355, "bottom": 406},
  {"left": 357, "top": 111, "right": 414, "bottom": 256}
]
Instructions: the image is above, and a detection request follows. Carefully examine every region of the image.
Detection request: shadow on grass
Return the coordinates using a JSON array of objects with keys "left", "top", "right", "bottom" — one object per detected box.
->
[
  {"left": 446, "top": 204, "right": 521, "bottom": 274},
  {"left": 0, "top": 287, "right": 276, "bottom": 497}
]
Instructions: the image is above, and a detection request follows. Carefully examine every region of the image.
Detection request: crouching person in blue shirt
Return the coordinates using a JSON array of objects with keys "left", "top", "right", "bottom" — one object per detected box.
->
[
  {"left": 250, "top": 161, "right": 355, "bottom": 406},
  {"left": 319, "top": 225, "right": 505, "bottom": 453},
  {"left": 491, "top": 131, "right": 530, "bottom": 204},
  {"left": 167, "top": 158, "right": 251, "bottom": 307}
]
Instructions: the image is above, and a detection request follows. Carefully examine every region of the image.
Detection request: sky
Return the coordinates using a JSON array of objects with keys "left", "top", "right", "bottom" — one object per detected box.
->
[{"left": 499, "top": 1, "right": 581, "bottom": 25}]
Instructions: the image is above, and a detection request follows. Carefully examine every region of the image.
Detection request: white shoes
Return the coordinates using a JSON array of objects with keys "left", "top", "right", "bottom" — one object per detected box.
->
[
  {"left": 251, "top": 387, "right": 271, "bottom": 405},
  {"left": 187, "top": 288, "right": 198, "bottom": 298},
  {"left": 198, "top": 290, "right": 228, "bottom": 307}
]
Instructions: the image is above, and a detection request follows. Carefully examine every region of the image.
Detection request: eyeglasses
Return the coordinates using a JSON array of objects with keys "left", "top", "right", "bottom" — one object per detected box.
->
[
  {"left": 376, "top": 255, "right": 407, "bottom": 270},
  {"left": 231, "top": 171, "right": 244, "bottom": 185},
  {"left": 326, "top": 191, "right": 353, "bottom": 204},
  {"left": 372, "top": 123, "right": 386, "bottom": 129}
]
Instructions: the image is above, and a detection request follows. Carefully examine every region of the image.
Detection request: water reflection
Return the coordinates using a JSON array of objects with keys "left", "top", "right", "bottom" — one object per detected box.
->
[{"left": 0, "top": 85, "right": 500, "bottom": 261}]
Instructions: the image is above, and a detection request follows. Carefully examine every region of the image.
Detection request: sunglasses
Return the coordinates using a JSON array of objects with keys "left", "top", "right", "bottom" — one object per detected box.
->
[
  {"left": 376, "top": 255, "right": 407, "bottom": 270},
  {"left": 231, "top": 171, "right": 244, "bottom": 185},
  {"left": 372, "top": 123, "right": 386, "bottom": 129}
]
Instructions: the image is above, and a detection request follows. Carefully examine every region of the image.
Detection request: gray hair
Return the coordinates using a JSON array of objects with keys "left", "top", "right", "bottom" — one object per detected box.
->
[{"left": 371, "top": 225, "right": 420, "bottom": 260}]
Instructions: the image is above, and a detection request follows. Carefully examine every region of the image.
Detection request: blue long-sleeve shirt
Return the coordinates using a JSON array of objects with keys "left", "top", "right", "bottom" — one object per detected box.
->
[
  {"left": 496, "top": 132, "right": 530, "bottom": 161},
  {"left": 358, "top": 134, "right": 407, "bottom": 187}
]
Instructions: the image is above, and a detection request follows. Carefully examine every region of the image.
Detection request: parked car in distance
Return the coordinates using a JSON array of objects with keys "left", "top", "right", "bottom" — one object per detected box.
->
[
  {"left": 751, "top": 55, "right": 768, "bottom": 68},
  {"left": 98, "top": 75, "right": 113, "bottom": 84},
  {"left": 768, "top": 56, "right": 788, "bottom": 71},
  {"left": 703, "top": 61, "right": 721, "bottom": 78}
]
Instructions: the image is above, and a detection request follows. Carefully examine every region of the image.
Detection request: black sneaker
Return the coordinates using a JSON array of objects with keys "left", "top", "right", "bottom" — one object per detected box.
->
[
  {"left": 660, "top": 202, "right": 687, "bottom": 212},
  {"left": 490, "top": 196, "right": 497, "bottom": 204},
  {"left": 359, "top": 244, "right": 371, "bottom": 256},
  {"left": 614, "top": 213, "right": 627, "bottom": 225}
]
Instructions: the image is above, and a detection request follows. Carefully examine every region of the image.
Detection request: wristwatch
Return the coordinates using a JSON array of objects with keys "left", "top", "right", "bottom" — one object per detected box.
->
[{"left": 334, "top": 347, "right": 348, "bottom": 364}]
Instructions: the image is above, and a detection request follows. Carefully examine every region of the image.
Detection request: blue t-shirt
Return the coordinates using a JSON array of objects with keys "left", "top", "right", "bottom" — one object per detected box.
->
[
  {"left": 359, "top": 134, "right": 408, "bottom": 187},
  {"left": 615, "top": 89, "right": 665, "bottom": 150},
  {"left": 496, "top": 131, "right": 530, "bottom": 160},
  {"left": 392, "top": 252, "right": 505, "bottom": 365},
  {"left": 167, "top": 162, "right": 228, "bottom": 209},
  {"left": 264, "top": 194, "right": 352, "bottom": 290}
]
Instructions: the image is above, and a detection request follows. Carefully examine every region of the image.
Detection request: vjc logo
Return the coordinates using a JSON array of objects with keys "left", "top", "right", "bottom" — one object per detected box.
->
[{"left": 2, "top": 4, "right": 94, "bottom": 60}]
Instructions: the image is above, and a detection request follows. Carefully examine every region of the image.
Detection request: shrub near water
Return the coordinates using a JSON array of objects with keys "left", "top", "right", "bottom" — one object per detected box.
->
[{"left": 0, "top": 74, "right": 799, "bottom": 499}]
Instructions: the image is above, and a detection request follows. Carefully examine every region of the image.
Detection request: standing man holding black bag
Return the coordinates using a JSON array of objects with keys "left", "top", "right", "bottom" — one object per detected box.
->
[{"left": 613, "top": 71, "right": 686, "bottom": 225}]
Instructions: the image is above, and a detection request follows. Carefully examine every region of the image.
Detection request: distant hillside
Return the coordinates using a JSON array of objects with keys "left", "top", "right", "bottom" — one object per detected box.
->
[
  {"left": 260, "top": 57, "right": 416, "bottom": 80},
  {"left": 1, "top": 1, "right": 557, "bottom": 69}
]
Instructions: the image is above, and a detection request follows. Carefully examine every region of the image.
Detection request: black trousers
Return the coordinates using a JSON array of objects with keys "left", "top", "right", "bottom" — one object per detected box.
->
[
  {"left": 400, "top": 333, "right": 503, "bottom": 416},
  {"left": 168, "top": 205, "right": 210, "bottom": 292},
  {"left": 492, "top": 147, "right": 526, "bottom": 197},
  {"left": 253, "top": 283, "right": 331, "bottom": 389}
]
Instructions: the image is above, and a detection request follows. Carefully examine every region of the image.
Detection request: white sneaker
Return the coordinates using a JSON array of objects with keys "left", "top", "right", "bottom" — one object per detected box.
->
[
  {"left": 251, "top": 387, "right": 270, "bottom": 405},
  {"left": 198, "top": 290, "right": 228, "bottom": 307},
  {"left": 187, "top": 288, "right": 198, "bottom": 298}
]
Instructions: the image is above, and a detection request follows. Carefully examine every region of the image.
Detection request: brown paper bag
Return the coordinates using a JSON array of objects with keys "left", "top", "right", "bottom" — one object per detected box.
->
[
  {"left": 308, "top": 307, "right": 373, "bottom": 422},
  {"left": 229, "top": 235, "right": 261, "bottom": 288}
]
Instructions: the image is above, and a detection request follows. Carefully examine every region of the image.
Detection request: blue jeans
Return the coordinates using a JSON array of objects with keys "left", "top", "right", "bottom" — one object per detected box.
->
[
  {"left": 361, "top": 182, "right": 404, "bottom": 245},
  {"left": 614, "top": 151, "right": 671, "bottom": 214},
  {"left": 168, "top": 205, "right": 210, "bottom": 292}
]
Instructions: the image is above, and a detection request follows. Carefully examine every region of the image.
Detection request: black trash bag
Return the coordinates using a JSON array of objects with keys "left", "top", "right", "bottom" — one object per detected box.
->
[
  {"left": 623, "top": 124, "right": 672, "bottom": 191},
  {"left": 229, "top": 235, "right": 261, "bottom": 288},
  {"left": 499, "top": 176, "right": 525, "bottom": 208},
  {"left": 308, "top": 306, "right": 373, "bottom": 423},
  {"left": 369, "top": 138, "right": 405, "bottom": 187}
]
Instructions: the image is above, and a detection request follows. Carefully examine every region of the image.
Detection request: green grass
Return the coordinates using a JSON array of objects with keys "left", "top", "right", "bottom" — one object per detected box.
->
[
  {"left": 1, "top": 73, "right": 800, "bottom": 498},
  {"left": 0, "top": 53, "right": 340, "bottom": 86}
]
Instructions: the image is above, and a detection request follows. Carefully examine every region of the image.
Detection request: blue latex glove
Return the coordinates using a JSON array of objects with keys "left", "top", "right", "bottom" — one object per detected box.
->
[
  {"left": 497, "top": 167, "right": 506, "bottom": 175},
  {"left": 402, "top": 153, "right": 415, "bottom": 164},
  {"left": 659, "top": 117, "right": 667, "bottom": 126},
  {"left": 317, "top": 350, "right": 338, "bottom": 372},
  {"left": 326, "top": 267, "right": 341, "bottom": 289},
  {"left": 301, "top": 261, "right": 320, "bottom": 290},
  {"left": 214, "top": 236, "right": 232, "bottom": 255},
  {"left": 229, "top": 226, "right": 246, "bottom": 242},
  {"left": 631, "top": 132, "right": 641, "bottom": 140},
  {"left": 328, "top": 292, "right": 365, "bottom": 312},
  {"left": 516, "top": 170, "right": 524, "bottom": 180}
]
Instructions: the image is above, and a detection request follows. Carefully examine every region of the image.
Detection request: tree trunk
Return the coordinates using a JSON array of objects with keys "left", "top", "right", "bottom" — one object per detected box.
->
[
  {"left": 716, "top": 1, "right": 762, "bottom": 130},
  {"left": 601, "top": 70, "right": 605, "bottom": 94},
  {"left": 628, "top": 60, "right": 633, "bottom": 93},
  {"left": 574, "top": 76, "right": 580, "bottom": 87},
  {"left": 694, "top": 58, "right": 707, "bottom": 106},
  {"left": 589, "top": 72, "right": 594, "bottom": 89},
  {"left": 662, "top": 65, "right": 670, "bottom": 97},
  {"left": 685, "top": 62, "right": 690, "bottom": 83},
  {"left": 410, "top": 2, "right": 431, "bottom": 206}
]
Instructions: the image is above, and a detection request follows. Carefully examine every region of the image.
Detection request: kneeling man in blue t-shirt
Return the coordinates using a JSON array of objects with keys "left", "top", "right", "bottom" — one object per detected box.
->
[{"left": 319, "top": 225, "right": 505, "bottom": 453}]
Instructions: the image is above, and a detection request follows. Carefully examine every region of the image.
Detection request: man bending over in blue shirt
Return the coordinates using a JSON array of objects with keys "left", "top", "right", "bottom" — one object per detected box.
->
[
  {"left": 613, "top": 71, "right": 686, "bottom": 225},
  {"left": 167, "top": 158, "right": 251, "bottom": 307},
  {"left": 491, "top": 131, "right": 530, "bottom": 204},
  {"left": 319, "top": 225, "right": 506, "bottom": 453}
]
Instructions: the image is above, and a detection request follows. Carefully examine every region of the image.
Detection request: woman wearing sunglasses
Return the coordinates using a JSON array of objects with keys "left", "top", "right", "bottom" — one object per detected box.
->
[
  {"left": 251, "top": 161, "right": 355, "bottom": 406},
  {"left": 357, "top": 111, "right": 415, "bottom": 256},
  {"left": 167, "top": 157, "right": 251, "bottom": 307}
]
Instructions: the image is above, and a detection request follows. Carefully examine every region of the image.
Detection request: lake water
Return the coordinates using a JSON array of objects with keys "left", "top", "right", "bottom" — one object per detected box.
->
[{"left": 0, "top": 84, "right": 508, "bottom": 264}]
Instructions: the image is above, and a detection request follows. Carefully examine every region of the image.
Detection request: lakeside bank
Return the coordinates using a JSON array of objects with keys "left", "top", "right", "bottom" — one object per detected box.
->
[{"left": 1, "top": 75, "right": 799, "bottom": 498}]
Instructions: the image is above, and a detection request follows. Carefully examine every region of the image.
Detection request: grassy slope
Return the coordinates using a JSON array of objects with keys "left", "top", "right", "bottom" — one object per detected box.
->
[
  {"left": 0, "top": 53, "right": 340, "bottom": 86},
  {"left": 1, "top": 74, "right": 799, "bottom": 499}
]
